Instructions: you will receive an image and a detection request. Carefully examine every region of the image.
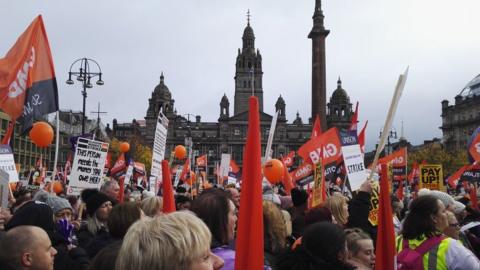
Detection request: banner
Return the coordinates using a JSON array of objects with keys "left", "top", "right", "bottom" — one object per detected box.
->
[
  {"left": 368, "top": 181, "right": 380, "bottom": 226},
  {"left": 291, "top": 162, "right": 314, "bottom": 186},
  {"left": 419, "top": 164, "right": 444, "bottom": 191},
  {"left": 0, "top": 145, "right": 19, "bottom": 182},
  {"left": 150, "top": 111, "right": 168, "bottom": 193},
  {"left": 298, "top": 127, "right": 342, "bottom": 165},
  {"left": 67, "top": 138, "right": 109, "bottom": 195},
  {"left": 340, "top": 130, "right": 365, "bottom": 191},
  {"left": 0, "top": 16, "right": 59, "bottom": 131},
  {"left": 460, "top": 163, "right": 480, "bottom": 184},
  {"left": 468, "top": 127, "right": 480, "bottom": 162}
]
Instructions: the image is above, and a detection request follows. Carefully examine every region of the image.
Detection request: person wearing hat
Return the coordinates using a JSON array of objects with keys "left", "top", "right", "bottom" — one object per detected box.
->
[
  {"left": 77, "top": 189, "right": 112, "bottom": 252},
  {"left": 5, "top": 201, "right": 90, "bottom": 270}
]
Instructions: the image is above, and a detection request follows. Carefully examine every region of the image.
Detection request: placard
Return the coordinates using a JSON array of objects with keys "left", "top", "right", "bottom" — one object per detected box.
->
[
  {"left": 419, "top": 164, "right": 443, "bottom": 191},
  {"left": 219, "top": 154, "right": 231, "bottom": 180},
  {"left": 0, "top": 168, "right": 9, "bottom": 208},
  {"left": 67, "top": 138, "right": 109, "bottom": 195},
  {"left": 0, "top": 145, "right": 19, "bottom": 183},
  {"left": 150, "top": 112, "right": 169, "bottom": 193}
]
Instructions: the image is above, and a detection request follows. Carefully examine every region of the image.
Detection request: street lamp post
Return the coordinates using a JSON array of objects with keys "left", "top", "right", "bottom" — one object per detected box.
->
[
  {"left": 379, "top": 128, "right": 398, "bottom": 155},
  {"left": 66, "top": 58, "right": 104, "bottom": 134}
]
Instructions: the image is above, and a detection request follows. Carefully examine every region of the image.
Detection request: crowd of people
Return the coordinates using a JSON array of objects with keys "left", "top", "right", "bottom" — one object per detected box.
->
[{"left": 1, "top": 176, "right": 480, "bottom": 270}]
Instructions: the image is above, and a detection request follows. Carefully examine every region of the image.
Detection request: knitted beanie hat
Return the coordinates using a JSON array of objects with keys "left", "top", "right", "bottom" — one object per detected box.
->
[
  {"left": 429, "top": 190, "right": 455, "bottom": 208},
  {"left": 85, "top": 191, "right": 111, "bottom": 217},
  {"left": 452, "top": 201, "right": 466, "bottom": 215},
  {"left": 45, "top": 195, "right": 72, "bottom": 214}
]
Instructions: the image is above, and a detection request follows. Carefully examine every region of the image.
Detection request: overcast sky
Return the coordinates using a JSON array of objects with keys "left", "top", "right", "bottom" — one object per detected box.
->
[{"left": 2, "top": 0, "right": 479, "bottom": 152}]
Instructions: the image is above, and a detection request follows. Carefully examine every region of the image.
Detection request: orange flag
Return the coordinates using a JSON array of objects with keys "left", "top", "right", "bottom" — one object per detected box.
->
[
  {"left": 0, "top": 15, "right": 59, "bottom": 132},
  {"left": 162, "top": 160, "right": 176, "bottom": 213},
  {"left": 235, "top": 97, "right": 264, "bottom": 270},
  {"left": 375, "top": 164, "right": 396, "bottom": 270},
  {"left": 311, "top": 114, "right": 322, "bottom": 138},
  {"left": 358, "top": 120, "right": 368, "bottom": 153}
]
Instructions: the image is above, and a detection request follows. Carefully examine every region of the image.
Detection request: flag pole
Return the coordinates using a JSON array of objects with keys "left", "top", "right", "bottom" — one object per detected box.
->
[
  {"left": 50, "top": 111, "right": 60, "bottom": 193},
  {"left": 369, "top": 67, "right": 409, "bottom": 180}
]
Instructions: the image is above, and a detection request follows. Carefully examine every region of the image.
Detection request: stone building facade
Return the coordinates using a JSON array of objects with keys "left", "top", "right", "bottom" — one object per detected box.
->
[
  {"left": 111, "top": 1, "right": 355, "bottom": 178},
  {"left": 441, "top": 74, "right": 480, "bottom": 152}
]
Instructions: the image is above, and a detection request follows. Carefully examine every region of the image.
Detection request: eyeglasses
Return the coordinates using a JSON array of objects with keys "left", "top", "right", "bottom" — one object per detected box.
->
[{"left": 449, "top": 223, "right": 460, "bottom": 228}]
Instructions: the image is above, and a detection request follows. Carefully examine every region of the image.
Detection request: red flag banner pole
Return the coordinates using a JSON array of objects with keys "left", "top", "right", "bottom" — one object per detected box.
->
[
  {"left": 375, "top": 163, "right": 396, "bottom": 270},
  {"left": 235, "top": 96, "right": 264, "bottom": 270},
  {"left": 162, "top": 160, "right": 176, "bottom": 213},
  {"left": 1, "top": 120, "right": 15, "bottom": 145}
]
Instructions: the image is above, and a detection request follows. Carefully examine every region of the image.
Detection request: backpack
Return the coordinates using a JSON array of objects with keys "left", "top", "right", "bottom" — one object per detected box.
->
[{"left": 397, "top": 236, "right": 445, "bottom": 270}]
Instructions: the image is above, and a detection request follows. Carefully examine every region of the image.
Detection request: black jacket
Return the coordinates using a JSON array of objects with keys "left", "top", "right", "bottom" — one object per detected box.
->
[{"left": 347, "top": 191, "right": 377, "bottom": 242}]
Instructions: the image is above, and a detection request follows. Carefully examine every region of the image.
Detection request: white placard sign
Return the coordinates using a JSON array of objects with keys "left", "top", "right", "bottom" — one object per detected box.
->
[
  {"left": 342, "top": 144, "right": 366, "bottom": 191},
  {"left": 150, "top": 112, "right": 169, "bottom": 193},
  {"left": 263, "top": 110, "right": 279, "bottom": 164},
  {"left": 219, "top": 154, "right": 231, "bottom": 179},
  {"left": 0, "top": 168, "right": 9, "bottom": 208},
  {"left": 0, "top": 145, "right": 19, "bottom": 183},
  {"left": 67, "top": 138, "right": 109, "bottom": 195},
  {"left": 124, "top": 164, "right": 134, "bottom": 186}
]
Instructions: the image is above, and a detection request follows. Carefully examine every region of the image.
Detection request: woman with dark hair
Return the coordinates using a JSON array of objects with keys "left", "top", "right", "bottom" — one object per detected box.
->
[
  {"left": 397, "top": 195, "right": 479, "bottom": 269},
  {"left": 277, "top": 222, "right": 354, "bottom": 270},
  {"left": 191, "top": 189, "right": 237, "bottom": 270}
]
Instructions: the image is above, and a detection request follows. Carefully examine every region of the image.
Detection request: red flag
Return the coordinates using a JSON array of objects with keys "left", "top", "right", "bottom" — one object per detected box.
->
[
  {"left": 376, "top": 147, "right": 407, "bottom": 167},
  {"left": 162, "top": 160, "right": 176, "bottom": 213},
  {"left": 281, "top": 159, "right": 294, "bottom": 195},
  {"left": 349, "top": 101, "right": 359, "bottom": 131},
  {"left": 229, "top": 160, "right": 240, "bottom": 174},
  {"left": 298, "top": 127, "right": 342, "bottom": 165},
  {"left": 396, "top": 179, "right": 404, "bottom": 200},
  {"left": 311, "top": 114, "right": 322, "bottom": 138},
  {"left": 358, "top": 120, "right": 368, "bottom": 153},
  {"left": 0, "top": 16, "right": 59, "bottom": 131},
  {"left": 447, "top": 165, "right": 468, "bottom": 188},
  {"left": 118, "top": 176, "right": 125, "bottom": 203},
  {"left": 375, "top": 164, "right": 396, "bottom": 270},
  {"left": 196, "top": 154, "right": 207, "bottom": 167},
  {"left": 281, "top": 151, "right": 295, "bottom": 167},
  {"left": 180, "top": 159, "right": 191, "bottom": 181},
  {"left": 110, "top": 153, "right": 126, "bottom": 177},
  {"left": 407, "top": 161, "right": 419, "bottom": 184},
  {"left": 235, "top": 97, "right": 264, "bottom": 270}
]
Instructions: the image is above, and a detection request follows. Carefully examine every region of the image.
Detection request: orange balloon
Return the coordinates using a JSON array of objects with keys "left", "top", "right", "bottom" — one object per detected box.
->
[
  {"left": 29, "top": 122, "right": 54, "bottom": 147},
  {"left": 119, "top": 142, "right": 130, "bottom": 153},
  {"left": 52, "top": 181, "right": 63, "bottom": 194},
  {"left": 174, "top": 145, "right": 187, "bottom": 160},
  {"left": 263, "top": 159, "right": 284, "bottom": 184}
]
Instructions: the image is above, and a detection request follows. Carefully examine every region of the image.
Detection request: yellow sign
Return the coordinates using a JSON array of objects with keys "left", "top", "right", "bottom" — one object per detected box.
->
[
  {"left": 368, "top": 180, "right": 380, "bottom": 226},
  {"left": 311, "top": 162, "right": 324, "bottom": 208},
  {"left": 419, "top": 164, "right": 443, "bottom": 191}
]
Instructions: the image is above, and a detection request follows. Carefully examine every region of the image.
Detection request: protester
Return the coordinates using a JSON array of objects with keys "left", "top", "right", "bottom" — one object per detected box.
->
[
  {"left": 86, "top": 242, "right": 121, "bottom": 270},
  {"left": 290, "top": 188, "right": 308, "bottom": 238},
  {"left": 191, "top": 189, "right": 237, "bottom": 269},
  {"left": 391, "top": 195, "right": 403, "bottom": 234},
  {"left": 0, "top": 225, "right": 57, "bottom": 270},
  {"left": 277, "top": 221, "right": 354, "bottom": 270},
  {"left": 100, "top": 180, "right": 120, "bottom": 203},
  {"left": 345, "top": 179, "right": 376, "bottom": 242},
  {"left": 175, "top": 194, "right": 193, "bottom": 210},
  {"left": 5, "top": 201, "right": 90, "bottom": 270},
  {"left": 225, "top": 187, "right": 240, "bottom": 209},
  {"left": 77, "top": 190, "right": 112, "bottom": 250},
  {"left": 115, "top": 211, "right": 224, "bottom": 270},
  {"left": 444, "top": 210, "right": 461, "bottom": 240},
  {"left": 290, "top": 206, "right": 333, "bottom": 250},
  {"left": 140, "top": 196, "right": 163, "bottom": 217},
  {"left": 325, "top": 194, "right": 349, "bottom": 227},
  {"left": 345, "top": 228, "right": 375, "bottom": 270},
  {"left": 396, "top": 195, "right": 480, "bottom": 269},
  {"left": 86, "top": 202, "right": 143, "bottom": 258},
  {"left": 263, "top": 200, "right": 288, "bottom": 268}
]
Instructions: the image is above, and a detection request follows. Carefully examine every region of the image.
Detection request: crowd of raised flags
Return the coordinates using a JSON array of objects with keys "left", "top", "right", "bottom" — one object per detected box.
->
[{"left": 2, "top": 15, "right": 480, "bottom": 270}]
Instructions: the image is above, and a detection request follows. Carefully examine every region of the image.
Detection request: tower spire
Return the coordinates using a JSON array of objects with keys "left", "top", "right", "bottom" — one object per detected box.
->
[{"left": 247, "top": 9, "right": 251, "bottom": 26}]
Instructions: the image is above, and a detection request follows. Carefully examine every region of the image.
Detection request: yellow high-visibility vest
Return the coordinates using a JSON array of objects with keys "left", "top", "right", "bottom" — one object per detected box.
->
[{"left": 396, "top": 235, "right": 451, "bottom": 270}]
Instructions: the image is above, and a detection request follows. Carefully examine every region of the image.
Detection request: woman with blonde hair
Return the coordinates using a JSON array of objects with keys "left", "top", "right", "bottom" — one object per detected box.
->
[
  {"left": 325, "top": 194, "right": 349, "bottom": 227},
  {"left": 263, "top": 200, "right": 288, "bottom": 268},
  {"left": 116, "top": 211, "right": 224, "bottom": 270},
  {"left": 140, "top": 196, "right": 163, "bottom": 217},
  {"left": 345, "top": 228, "right": 375, "bottom": 270}
]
